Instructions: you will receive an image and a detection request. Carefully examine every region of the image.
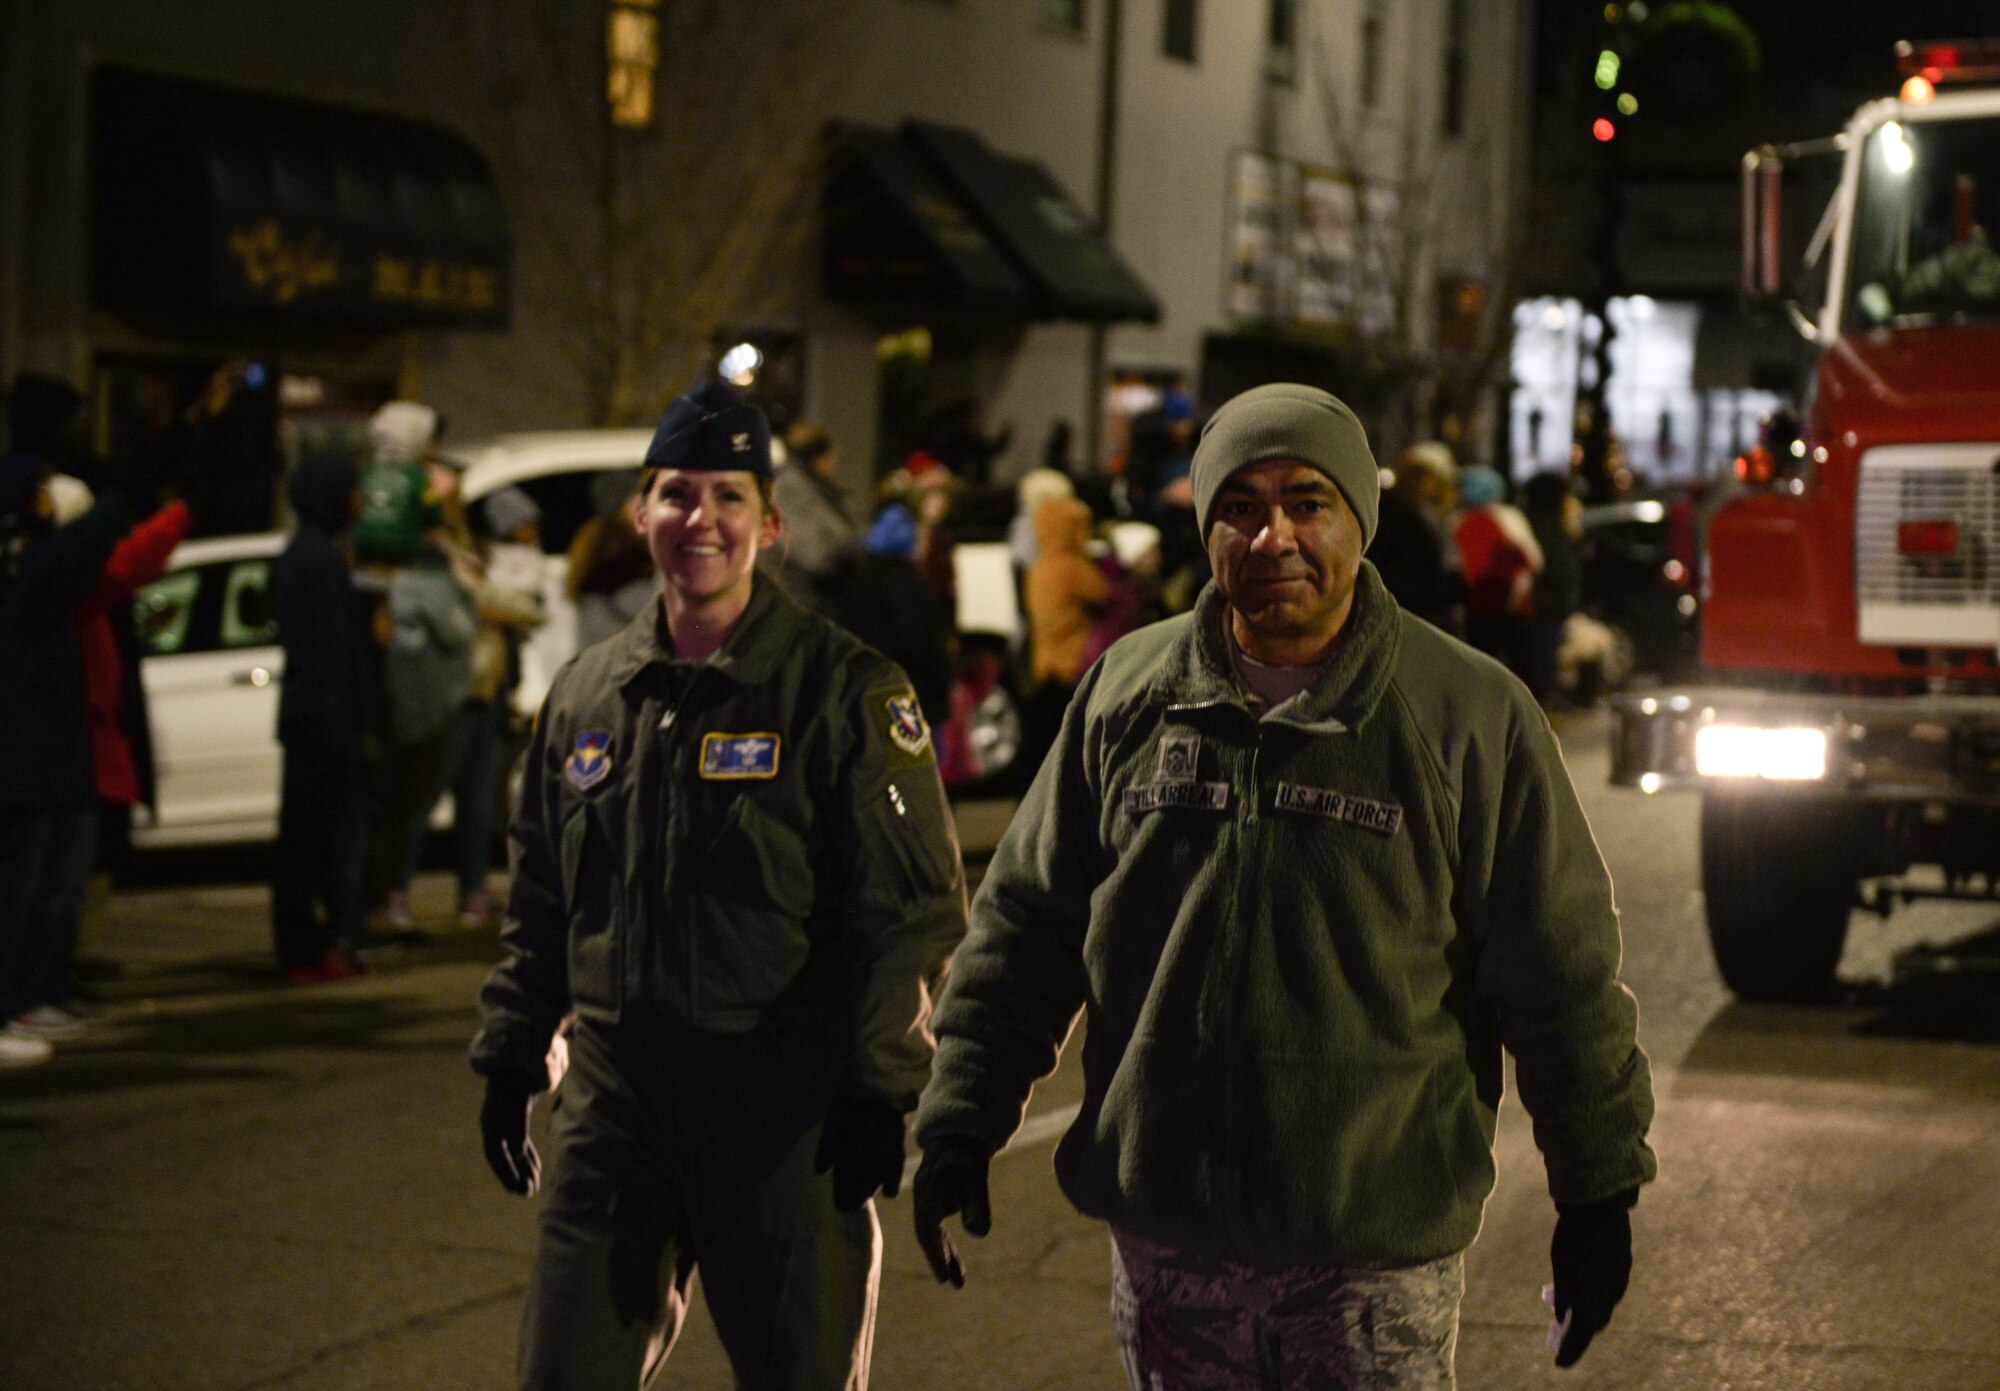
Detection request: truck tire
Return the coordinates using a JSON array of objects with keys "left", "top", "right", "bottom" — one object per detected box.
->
[{"left": 1699, "top": 793, "right": 1856, "bottom": 1003}]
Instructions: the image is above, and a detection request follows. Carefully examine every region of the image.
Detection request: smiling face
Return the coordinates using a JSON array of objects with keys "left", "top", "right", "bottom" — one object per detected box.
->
[
  {"left": 1206, "top": 459, "right": 1364, "bottom": 661},
  {"left": 632, "top": 467, "right": 780, "bottom": 608}
]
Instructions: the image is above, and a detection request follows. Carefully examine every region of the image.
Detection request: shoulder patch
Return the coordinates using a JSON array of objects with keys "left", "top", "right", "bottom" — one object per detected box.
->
[
  {"left": 867, "top": 683, "right": 935, "bottom": 770},
  {"left": 565, "top": 731, "right": 614, "bottom": 791}
]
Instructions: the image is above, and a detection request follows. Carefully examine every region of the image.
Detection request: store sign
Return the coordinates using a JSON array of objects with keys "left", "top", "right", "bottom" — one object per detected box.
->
[
  {"left": 216, "top": 218, "right": 507, "bottom": 325},
  {"left": 1225, "top": 149, "right": 1401, "bottom": 339},
  {"left": 607, "top": 1, "right": 659, "bottom": 129}
]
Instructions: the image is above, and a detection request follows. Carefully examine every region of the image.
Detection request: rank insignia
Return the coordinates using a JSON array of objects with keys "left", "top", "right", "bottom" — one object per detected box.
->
[
  {"left": 699, "top": 732, "right": 781, "bottom": 779},
  {"left": 1156, "top": 730, "right": 1200, "bottom": 783},
  {"left": 565, "top": 731, "right": 613, "bottom": 791}
]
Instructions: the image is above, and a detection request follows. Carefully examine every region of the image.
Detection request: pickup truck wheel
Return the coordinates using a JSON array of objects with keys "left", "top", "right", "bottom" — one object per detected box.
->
[{"left": 1700, "top": 794, "right": 1856, "bottom": 1003}]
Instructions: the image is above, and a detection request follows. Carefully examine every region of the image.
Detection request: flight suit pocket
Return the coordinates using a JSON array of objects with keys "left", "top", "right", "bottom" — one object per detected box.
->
[
  {"left": 559, "top": 799, "right": 623, "bottom": 1018},
  {"left": 689, "top": 794, "right": 816, "bottom": 1017}
]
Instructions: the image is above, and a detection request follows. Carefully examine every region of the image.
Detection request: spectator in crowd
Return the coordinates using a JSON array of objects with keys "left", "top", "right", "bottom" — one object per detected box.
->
[
  {"left": 1454, "top": 464, "right": 1543, "bottom": 682},
  {"left": 920, "top": 396, "right": 1012, "bottom": 484},
  {"left": 352, "top": 402, "right": 477, "bottom": 940},
  {"left": 1371, "top": 441, "right": 1459, "bottom": 632},
  {"left": 566, "top": 483, "right": 656, "bottom": 651},
  {"left": 272, "top": 455, "right": 372, "bottom": 981},
  {"left": 1041, "top": 418, "right": 1077, "bottom": 480},
  {"left": 1520, "top": 471, "right": 1585, "bottom": 706},
  {"left": 768, "top": 421, "right": 859, "bottom": 615},
  {"left": 1022, "top": 495, "right": 1109, "bottom": 773},
  {"left": 839, "top": 502, "right": 953, "bottom": 733},
  {"left": 62, "top": 476, "right": 193, "bottom": 998},
  {"left": 1008, "top": 467, "right": 1076, "bottom": 575},
  {"left": 0, "top": 375, "right": 138, "bottom": 1058},
  {"left": 396, "top": 483, "right": 545, "bottom": 933}
]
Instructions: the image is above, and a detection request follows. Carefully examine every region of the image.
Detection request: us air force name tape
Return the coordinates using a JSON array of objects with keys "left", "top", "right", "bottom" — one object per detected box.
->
[{"left": 1274, "top": 782, "right": 1403, "bottom": 835}]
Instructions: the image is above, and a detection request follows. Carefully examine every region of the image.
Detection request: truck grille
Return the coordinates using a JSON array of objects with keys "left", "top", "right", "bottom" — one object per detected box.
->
[{"left": 1855, "top": 443, "right": 2000, "bottom": 646}]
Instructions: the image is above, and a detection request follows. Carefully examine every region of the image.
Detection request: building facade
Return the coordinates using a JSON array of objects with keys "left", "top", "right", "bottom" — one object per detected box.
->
[{"left": 1, "top": 0, "right": 1534, "bottom": 515}]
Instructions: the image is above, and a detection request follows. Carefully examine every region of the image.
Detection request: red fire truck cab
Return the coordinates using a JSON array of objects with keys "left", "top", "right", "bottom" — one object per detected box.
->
[{"left": 1612, "top": 54, "right": 2000, "bottom": 1002}]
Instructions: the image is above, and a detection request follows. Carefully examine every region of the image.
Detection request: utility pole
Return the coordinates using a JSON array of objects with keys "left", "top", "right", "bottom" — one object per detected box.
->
[{"left": 1085, "top": 0, "right": 1124, "bottom": 472}]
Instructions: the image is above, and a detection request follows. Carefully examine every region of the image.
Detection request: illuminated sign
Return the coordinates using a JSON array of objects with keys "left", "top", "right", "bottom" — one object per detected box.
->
[
  {"left": 226, "top": 221, "right": 339, "bottom": 304},
  {"left": 215, "top": 218, "right": 507, "bottom": 325}
]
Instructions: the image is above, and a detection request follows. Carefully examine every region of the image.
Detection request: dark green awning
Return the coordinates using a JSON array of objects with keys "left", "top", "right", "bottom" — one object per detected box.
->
[
  {"left": 91, "top": 68, "right": 509, "bottom": 328},
  {"left": 823, "top": 126, "right": 1037, "bottom": 313},
  {"left": 823, "top": 121, "right": 1158, "bottom": 326},
  {"left": 902, "top": 120, "right": 1159, "bottom": 325}
]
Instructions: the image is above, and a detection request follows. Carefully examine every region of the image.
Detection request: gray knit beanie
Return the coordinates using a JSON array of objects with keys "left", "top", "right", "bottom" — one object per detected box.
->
[{"left": 1189, "top": 383, "right": 1379, "bottom": 547}]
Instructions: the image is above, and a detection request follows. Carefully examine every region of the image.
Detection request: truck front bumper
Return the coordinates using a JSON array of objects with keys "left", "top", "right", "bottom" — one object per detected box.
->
[{"left": 1610, "top": 687, "right": 2000, "bottom": 802}]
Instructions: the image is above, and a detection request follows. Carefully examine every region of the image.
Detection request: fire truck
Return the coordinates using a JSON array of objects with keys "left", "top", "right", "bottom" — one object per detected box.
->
[{"left": 1611, "top": 43, "right": 2000, "bottom": 1001}]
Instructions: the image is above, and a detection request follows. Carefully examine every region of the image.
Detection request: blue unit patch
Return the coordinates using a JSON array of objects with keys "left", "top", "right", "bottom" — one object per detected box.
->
[
  {"left": 565, "top": 731, "right": 613, "bottom": 791},
  {"left": 700, "top": 732, "right": 781, "bottom": 780},
  {"left": 885, "top": 693, "right": 930, "bottom": 757}
]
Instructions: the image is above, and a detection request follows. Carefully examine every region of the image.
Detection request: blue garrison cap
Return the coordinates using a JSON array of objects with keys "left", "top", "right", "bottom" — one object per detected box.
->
[{"left": 643, "top": 381, "right": 774, "bottom": 480}]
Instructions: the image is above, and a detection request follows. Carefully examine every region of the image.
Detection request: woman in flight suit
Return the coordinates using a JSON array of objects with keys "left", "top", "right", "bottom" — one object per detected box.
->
[{"left": 472, "top": 381, "right": 966, "bottom": 1390}]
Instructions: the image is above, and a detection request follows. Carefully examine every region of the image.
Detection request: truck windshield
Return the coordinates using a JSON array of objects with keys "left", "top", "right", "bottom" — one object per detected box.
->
[{"left": 1846, "top": 113, "right": 2000, "bottom": 328}]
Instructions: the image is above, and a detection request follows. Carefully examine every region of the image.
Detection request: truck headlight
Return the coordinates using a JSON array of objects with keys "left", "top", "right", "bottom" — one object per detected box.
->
[{"left": 1693, "top": 725, "right": 1829, "bottom": 780}]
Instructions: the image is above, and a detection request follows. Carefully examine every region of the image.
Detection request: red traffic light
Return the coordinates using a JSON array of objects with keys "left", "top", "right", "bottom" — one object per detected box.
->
[{"left": 1593, "top": 117, "right": 1617, "bottom": 141}]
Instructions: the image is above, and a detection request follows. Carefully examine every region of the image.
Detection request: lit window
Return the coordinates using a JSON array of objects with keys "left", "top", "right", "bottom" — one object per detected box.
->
[
  {"left": 1163, "top": 0, "right": 1198, "bottom": 63},
  {"left": 606, "top": 4, "right": 658, "bottom": 129}
]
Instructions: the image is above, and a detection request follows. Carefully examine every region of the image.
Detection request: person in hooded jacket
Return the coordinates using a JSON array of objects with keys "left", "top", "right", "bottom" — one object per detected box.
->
[
  {"left": 271, "top": 455, "right": 372, "bottom": 980},
  {"left": 1454, "top": 464, "right": 1544, "bottom": 683},
  {"left": 472, "top": 381, "right": 966, "bottom": 1391}
]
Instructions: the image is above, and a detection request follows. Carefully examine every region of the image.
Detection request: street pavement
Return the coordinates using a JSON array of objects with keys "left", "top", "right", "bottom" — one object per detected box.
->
[{"left": 6, "top": 711, "right": 2000, "bottom": 1388}]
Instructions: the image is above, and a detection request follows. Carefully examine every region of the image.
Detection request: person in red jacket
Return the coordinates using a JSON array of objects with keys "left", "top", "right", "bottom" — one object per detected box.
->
[{"left": 43, "top": 485, "right": 193, "bottom": 1027}]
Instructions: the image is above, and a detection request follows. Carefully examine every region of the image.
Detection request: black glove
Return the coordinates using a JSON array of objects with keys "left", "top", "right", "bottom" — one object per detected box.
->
[
  {"left": 912, "top": 1135, "right": 993, "bottom": 1288},
  {"left": 479, "top": 1070, "right": 544, "bottom": 1197},
  {"left": 1550, "top": 1190, "right": 1636, "bottom": 1368},
  {"left": 813, "top": 1096, "right": 908, "bottom": 1212}
]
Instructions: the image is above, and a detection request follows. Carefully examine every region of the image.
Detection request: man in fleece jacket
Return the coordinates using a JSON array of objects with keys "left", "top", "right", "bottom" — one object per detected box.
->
[{"left": 911, "top": 383, "right": 1655, "bottom": 1387}]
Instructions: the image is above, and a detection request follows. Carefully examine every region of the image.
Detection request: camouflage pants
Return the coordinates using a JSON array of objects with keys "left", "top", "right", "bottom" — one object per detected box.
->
[{"left": 1110, "top": 1229, "right": 1463, "bottom": 1391}]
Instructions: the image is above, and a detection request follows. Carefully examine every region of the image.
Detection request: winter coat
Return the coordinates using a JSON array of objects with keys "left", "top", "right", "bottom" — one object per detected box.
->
[
  {"left": 769, "top": 463, "right": 858, "bottom": 614},
  {"left": 0, "top": 476, "right": 133, "bottom": 812},
  {"left": 78, "top": 500, "right": 190, "bottom": 804},
  {"left": 915, "top": 562, "right": 1656, "bottom": 1267},
  {"left": 471, "top": 576, "right": 968, "bottom": 1111},
  {"left": 382, "top": 554, "right": 476, "bottom": 746},
  {"left": 1456, "top": 503, "right": 1544, "bottom": 619},
  {"left": 275, "top": 457, "right": 362, "bottom": 753},
  {"left": 1025, "top": 498, "right": 1108, "bottom": 687}
]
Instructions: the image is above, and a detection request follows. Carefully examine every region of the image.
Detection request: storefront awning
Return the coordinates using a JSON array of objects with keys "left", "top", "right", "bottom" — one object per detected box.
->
[
  {"left": 90, "top": 68, "right": 510, "bottom": 329},
  {"left": 822, "top": 126, "right": 1036, "bottom": 314},
  {"left": 901, "top": 120, "right": 1159, "bottom": 325},
  {"left": 823, "top": 122, "right": 1158, "bottom": 326}
]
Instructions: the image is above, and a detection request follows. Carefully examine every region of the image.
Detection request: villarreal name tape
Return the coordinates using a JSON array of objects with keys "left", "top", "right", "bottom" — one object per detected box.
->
[{"left": 1122, "top": 781, "right": 1231, "bottom": 813}]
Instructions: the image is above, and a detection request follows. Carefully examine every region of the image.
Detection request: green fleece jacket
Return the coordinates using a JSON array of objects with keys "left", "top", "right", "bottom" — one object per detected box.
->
[{"left": 915, "top": 562, "right": 1656, "bottom": 1267}]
